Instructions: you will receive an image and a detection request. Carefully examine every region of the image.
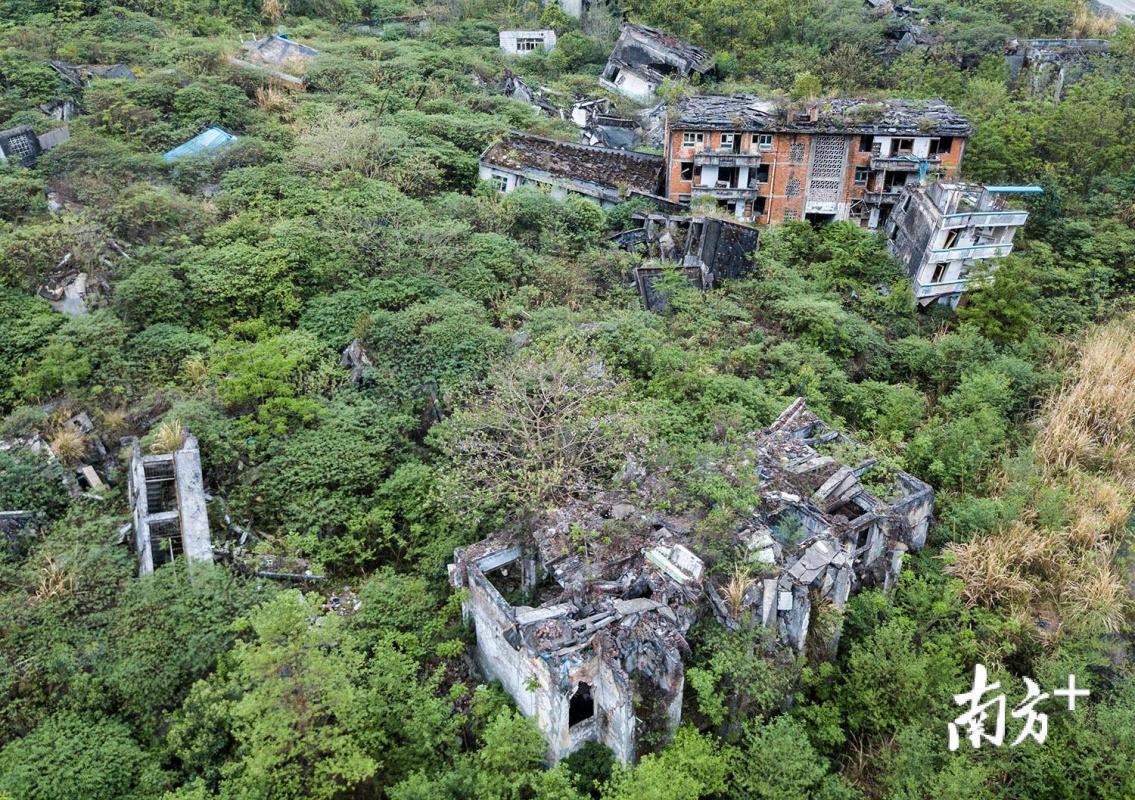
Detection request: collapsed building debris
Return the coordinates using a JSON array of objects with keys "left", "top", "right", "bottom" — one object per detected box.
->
[
  {"left": 128, "top": 434, "right": 213, "bottom": 576},
  {"left": 499, "top": 29, "right": 558, "bottom": 56},
  {"left": 885, "top": 181, "right": 1034, "bottom": 306},
  {"left": 1, "top": 511, "right": 40, "bottom": 558},
  {"left": 600, "top": 24, "right": 715, "bottom": 103},
  {"left": 501, "top": 70, "right": 562, "bottom": 118},
  {"left": 229, "top": 32, "right": 319, "bottom": 89},
  {"left": 163, "top": 126, "right": 238, "bottom": 161},
  {"left": 1005, "top": 39, "right": 1111, "bottom": 101},
  {"left": 571, "top": 98, "right": 639, "bottom": 149},
  {"left": 451, "top": 399, "right": 932, "bottom": 763},
  {"left": 0, "top": 123, "right": 69, "bottom": 167},
  {"left": 664, "top": 94, "right": 971, "bottom": 226},
  {"left": 479, "top": 131, "right": 664, "bottom": 208},
  {"left": 611, "top": 211, "right": 760, "bottom": 310},
  {"left": 49, "top": 60, "right": 136, "bottom": 89}
]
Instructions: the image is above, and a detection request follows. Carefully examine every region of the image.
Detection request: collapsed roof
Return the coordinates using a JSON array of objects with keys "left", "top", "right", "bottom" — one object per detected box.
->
[
  {"left": 671, "top": 94, "right": 973, "bottom": 137},
  {"left": 451, "top": 399, "right": 933, "bottom": 762},
  {"left": 480, "top": 131, "right": 664, "bottom": 198},
  {"left": 240, "top": 33, "right": 319, "bottom": 65},
  {"left": 600, "top": 23, "right": 714, "bottom": 100}
]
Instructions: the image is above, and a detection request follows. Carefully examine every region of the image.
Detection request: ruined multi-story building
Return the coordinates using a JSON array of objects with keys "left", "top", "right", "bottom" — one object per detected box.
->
[
  {"left": 451, "top": 399, "right": 933, "bottom": 763},
  {"left": 611, "top": 211, "right": 761, "bottom": 310},
  {"left": 599, "top": 24, "right": 714, "bottom": 103},
  {"left": 663, "top": 95, "right": 972, "bottom": 227},
  {"left": 479, "top": 131, "right": 664, "bottom": 208},
  {"left": 885, "top": 181, "right": 1032, "bottom": 306},
  {"left": 128, "top": 434, "right": 213, "bottom": 576}
]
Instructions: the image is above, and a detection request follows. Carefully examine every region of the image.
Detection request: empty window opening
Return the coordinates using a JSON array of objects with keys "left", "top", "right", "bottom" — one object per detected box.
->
[
  {"left": 569, "top": 683, "right": 595, "bottom": 727},
  {"left": 892, "top": 138, "right": 915, "bottom": 155},
  {"left": 858, "top": 135, "right": 874, "bottom": 153},
  {"left": 717, "top": 166, "right": 740, "bottom": 188},
  {"left": 754, "top": 164, "right": 770, "bottom": 184},
  {"left": 143, "top": 460, "right": 178, "bottom": 514},
  {"left": 516, "top": 37, "right": 543, "bottom": 52},
  {"left": 928, "top": 137, "right": 953, "bottom": 155},
  {"left": 943, "top": 229, "right": 961, "bottom": 249},
  {"left": 679, "top": 161, "right": 694, "bottom": 181},
  {"left": 754, "top": 196, "right": 768, "bottom": 216},
  {"left": 931, "top": 262, "right": 949, "bottom": 283},
  {"left": 720, "top": 133, "right": 740, "bottom": 153},
  {"left": 149, "top": 518, "right": 183, "bottom": 568},
  {"left": 854, "top": 166, "right": 869, "bottom": 186}
]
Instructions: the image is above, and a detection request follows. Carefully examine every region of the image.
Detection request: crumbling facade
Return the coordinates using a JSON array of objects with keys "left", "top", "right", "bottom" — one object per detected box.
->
[
  {"left": 452, "top": 399, "right": 933, "bottom": 763},
  {"left": 128, "top": 434, "right": 213, "bottom": 576},
  {"left": 885, "top": 182, "right": 1031, "bottom": 306},
  {"left": 664, "top": 95, "right": 971, "bottom": 226},
  {"left": 499, "top": 29, "right": 558, "bottom": 55},
  {"left": 611, "top": 211, "right": 760, "bottom": 310},
  {"left": 479, "top": 131, "right": 664, "bottom": 207},
  {"left": 1005, "top": 39, "right": 1110, "bottom": 101},
  {"left": 599, "top": 24, "right": 714, "bottom": 103}
]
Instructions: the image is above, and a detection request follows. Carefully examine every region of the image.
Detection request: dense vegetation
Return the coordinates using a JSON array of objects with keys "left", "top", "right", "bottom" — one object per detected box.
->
[{"left": 1, "top": 0, "right": 1134, "bottom": 798}]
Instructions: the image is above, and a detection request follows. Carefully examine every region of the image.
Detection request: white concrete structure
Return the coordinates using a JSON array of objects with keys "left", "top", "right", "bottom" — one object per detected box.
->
[
  {"left": 886, "top": 182, "right": 1031, "bottom": 306},
  {"left": 499, "top": 29, "right": 557, "bottom": 55}
]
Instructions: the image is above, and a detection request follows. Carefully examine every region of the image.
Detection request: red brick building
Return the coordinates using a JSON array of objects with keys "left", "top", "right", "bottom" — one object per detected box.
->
[{"left": 664, "top": 96, "right": 972, "bottom": 228}]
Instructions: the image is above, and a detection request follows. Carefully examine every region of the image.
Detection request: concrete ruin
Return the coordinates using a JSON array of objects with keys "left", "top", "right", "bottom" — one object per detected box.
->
[
  {"left": 501, "top": 70, "right": 562, "bottom": 118},
  {"left": 451, "top": 399, "right": 933, "bottom": 763},
  {"left": 128, "top": 434, "right": 213, "bottom": 576},
  {"left": 885, "top": 181, "right": 1032, "bottom": 306},
  {"left": 600, "top": 24, "right": 714, "bottom": 103},
  {"left": 0, "top": 124, "right": 68, "bottom": 168},
  {"left": 571, "top": 98, "right": 640, "bottom": 149},
  {"left": 664, "top": 94, "right": 971, "bottom": 225},
  {"left": 611, "top": 211, "right": 760, "bottom": 311},
  {"left": 499, "top": 29, "right": 558, "bottom": 56},
  {"left": 547, "top": 0, "right": 610, "bottom": 18},
  {"left": 479, "top": 131, "right": 664, "bottom": 208},
  {"left": 48, "top": 60, "right": 136, "bottom": 89},
  {"left": 1005, "top": 39, "right": 1111, "bottom": 101},
  {"left": 230, "top": 33, "right": 319, "bottom": 89}
]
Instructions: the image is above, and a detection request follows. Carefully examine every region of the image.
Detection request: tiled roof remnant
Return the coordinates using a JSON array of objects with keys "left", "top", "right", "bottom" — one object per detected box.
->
[
  {"left": 672, "top": 94, "right": 973, "bottom": 136},
  {"left": 481, "top": 132, "right": 663, "bottom": 196}
]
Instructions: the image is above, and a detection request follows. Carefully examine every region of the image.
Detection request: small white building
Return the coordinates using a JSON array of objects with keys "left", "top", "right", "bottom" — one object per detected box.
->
[
  {"left": 499, "top": 29, "right": 557, "bottom": 55},
  {"left": 885, "top": 182, "right": 1033, "bottom": 306}
]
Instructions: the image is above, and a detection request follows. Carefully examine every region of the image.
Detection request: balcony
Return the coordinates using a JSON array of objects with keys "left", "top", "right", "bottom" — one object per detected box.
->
[
  {"left": 927, "top": 242, "right": 1015, "bottom": 263},
  {"left": 693, "top": 149, "right": 762, "bottom": 167},
  {"left": 864, "top": 189, "right": 903, "bottom": 205},
  {"left": 691, "top": 184, "right": 759, "bottom": 201},
  {"left": 940, "top": 210, "right": 1029, "bottom": 229},
  {"left": 913, "top": 277, "right": 970, "bottom": 299},
  {"left": 869, "top": 154, "right": 941, "bottom": 172}
]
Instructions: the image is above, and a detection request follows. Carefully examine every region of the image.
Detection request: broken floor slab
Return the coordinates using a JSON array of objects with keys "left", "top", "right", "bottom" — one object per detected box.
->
[{"left": 451, "top": 398, "right": 933, "bottom": 763}]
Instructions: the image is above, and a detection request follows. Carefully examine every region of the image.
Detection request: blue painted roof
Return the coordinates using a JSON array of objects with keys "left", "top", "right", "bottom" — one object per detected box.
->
[{"left": 162, "top": 126, "right": 237, "bottom": 161}]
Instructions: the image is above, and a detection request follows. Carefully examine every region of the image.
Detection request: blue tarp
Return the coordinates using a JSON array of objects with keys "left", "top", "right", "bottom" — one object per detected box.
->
[{"left": 162, "top": 126, "right": 237, "bottom": 161}]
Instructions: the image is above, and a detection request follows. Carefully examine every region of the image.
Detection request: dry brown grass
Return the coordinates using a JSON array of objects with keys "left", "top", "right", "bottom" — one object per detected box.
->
[
  {"left": 1071, "top": 2, "right": 1117, "bottom": 38},
  {"left": 183, "top": 355, "right": 209, "bottom": 385},
  {"left": 946, "top": 315, "right": 1135, "bottom": 640},
  {"left": 255, "top": 85, "right": 291, "bottom": 113},
  {"left": 35, "top": 556, "right": 75, "bottom": 602},
  {"left": 100, "top": 408, "right": 129, "bottom": 438},
  {"left": 50, "top": 428, "right": 86, "bottom": 465},
  {"left": 261, "top": 0, "right": 285, "bottom": 23},
  {"left": 151, "top": 418, "right": 185, "bottom": 454},
  {"left": 721, "top": 565, "right": 755, "bottom": 617},
  {"left": 1034, "top": 320, "right": 1135, "bottom": 480}
]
